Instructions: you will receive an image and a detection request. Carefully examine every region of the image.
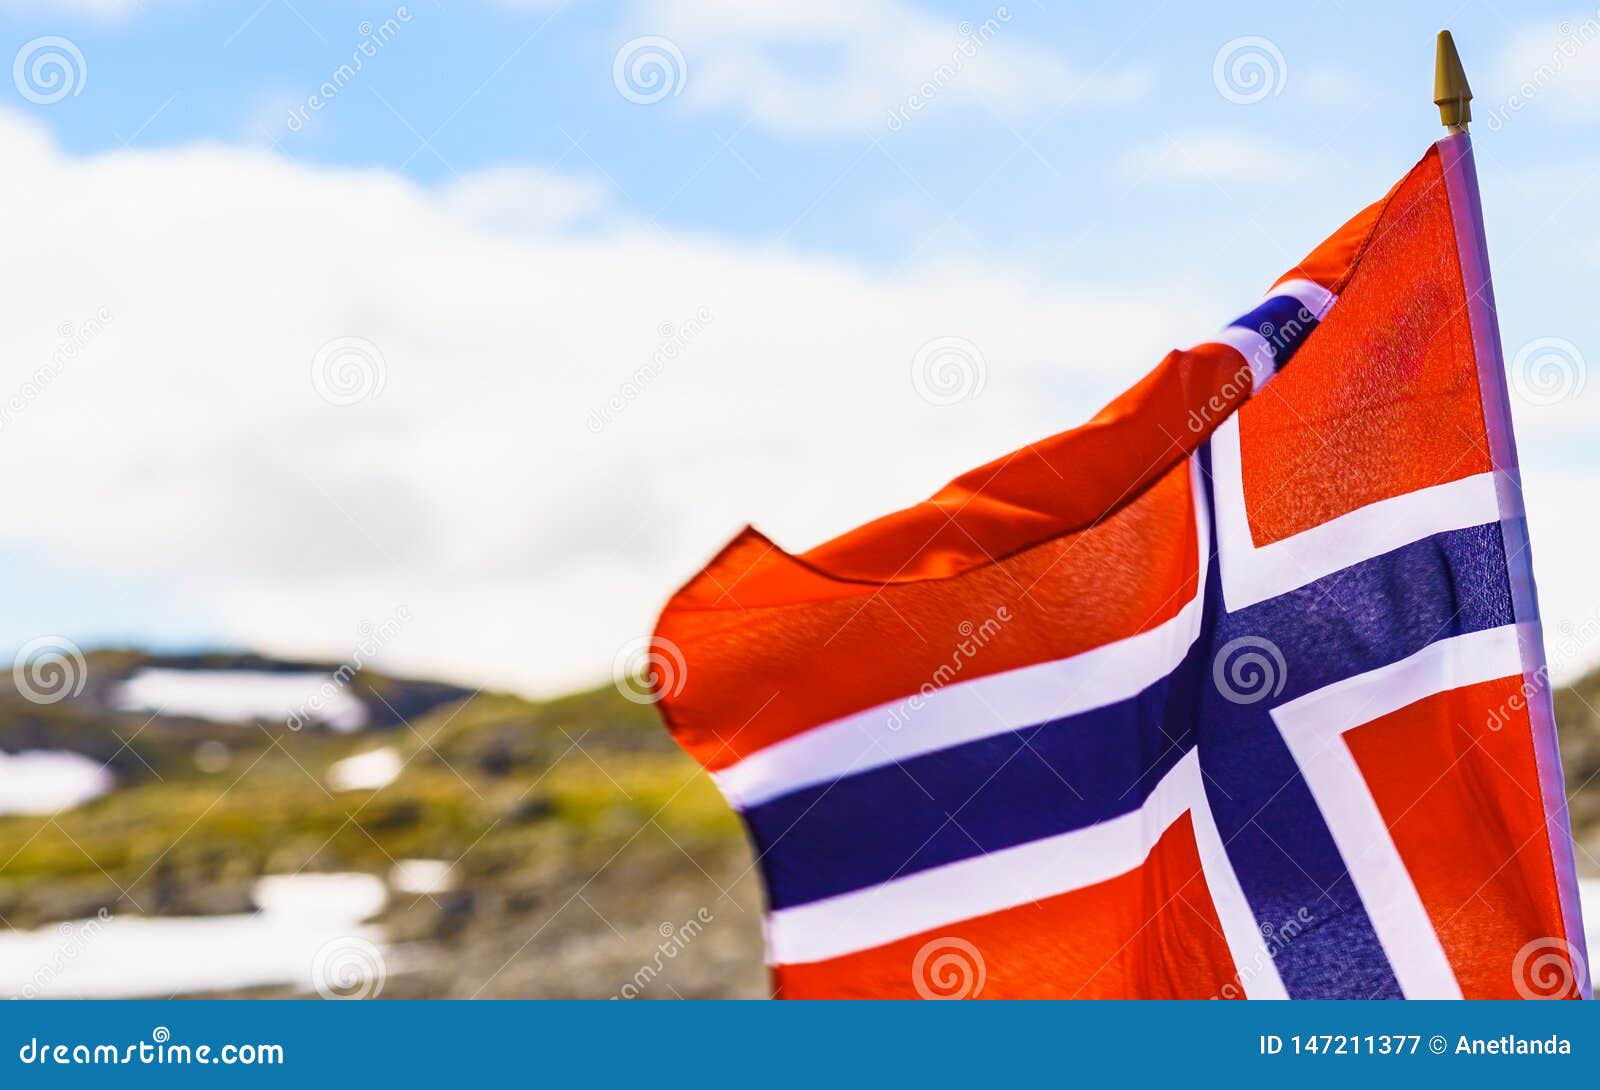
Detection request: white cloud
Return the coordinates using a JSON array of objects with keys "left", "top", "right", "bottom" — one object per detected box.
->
[
  {"left": 439, "top": 167, "right": 610, "bottom": 235},
  {"left": 5, "top": 108, "right": 1598, "bottom": 698},
  {"left": 0, "top": 111, "right": 1205, "bottom": 696},
  {"left": 1488, "top": 19, "right": 1600, "bottom": 125},
  {"left": 1118, "top": 128, "right": 1314, "bottom": 188},
  {"left": 1523, "top": 467, "right": 1600, "bottom": 682},
  {"left": 627, "top": 0, "right": 1148, "bottom": 136}
]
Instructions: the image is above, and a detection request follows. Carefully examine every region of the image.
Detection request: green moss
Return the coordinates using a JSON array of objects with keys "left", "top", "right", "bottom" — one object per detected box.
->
[{"left": 0, "top": 679, "right": 737, "bottom": 925}]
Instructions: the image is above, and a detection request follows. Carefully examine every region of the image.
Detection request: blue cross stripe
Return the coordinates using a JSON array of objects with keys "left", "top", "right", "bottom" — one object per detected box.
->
[{"left": 1227, "top": 294, "right": 1322, "bottom": 372}]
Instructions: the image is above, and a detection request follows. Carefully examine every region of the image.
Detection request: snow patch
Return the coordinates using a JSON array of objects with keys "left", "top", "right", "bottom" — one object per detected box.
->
[
  {"left": 0, "top": 872, "right": 389, "bottom": 999},
  {"left": 326, "top": 747, "right": 401, "bottom": 792},
  {"left": 113, "top": 668, "right": 368, "bottom": 731},
  {"left": 0, "top": 750, "right": 113, "bottom": 815},
  {"left": 390, "top": 859, "right": 455, "bottom": 895}
]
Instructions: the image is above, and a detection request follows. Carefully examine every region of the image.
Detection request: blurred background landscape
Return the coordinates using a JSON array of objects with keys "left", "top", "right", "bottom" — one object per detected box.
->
[
  {"left": 0, "top": 651, "right": 768, "bottom": 998},
  {"left": 1, "top": 649, "right": 1599, "bottom": 998},
  {"left": 4, "top": 0, "right": 1600, "bottom": 998}
]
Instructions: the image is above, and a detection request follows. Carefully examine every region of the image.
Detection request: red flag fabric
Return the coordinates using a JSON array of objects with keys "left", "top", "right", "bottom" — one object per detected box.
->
[{"left": 649, "top": 136, "right": 1586, "bottom": 1000}]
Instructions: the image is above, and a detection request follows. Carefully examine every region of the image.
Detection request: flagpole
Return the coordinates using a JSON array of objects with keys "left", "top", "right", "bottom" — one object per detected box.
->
[{"left": 1434, "top": 30, "right": 1592, "bottom": 997}]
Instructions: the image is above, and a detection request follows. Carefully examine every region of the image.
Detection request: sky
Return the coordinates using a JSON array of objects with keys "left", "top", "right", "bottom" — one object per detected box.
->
[{"left": 0, "top": 0, "right": 1597, "bottom": 695}]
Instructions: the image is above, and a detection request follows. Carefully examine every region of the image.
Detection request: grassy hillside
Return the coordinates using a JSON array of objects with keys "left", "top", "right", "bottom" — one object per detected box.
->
[{"left": 0, "top": 654, "right": 765, "bottom": 998}]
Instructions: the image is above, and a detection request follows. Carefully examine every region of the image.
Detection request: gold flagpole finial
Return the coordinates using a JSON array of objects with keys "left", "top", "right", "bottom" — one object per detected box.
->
[{"left": 1435, "top": 30, "right": 1472, "bottom": 132}]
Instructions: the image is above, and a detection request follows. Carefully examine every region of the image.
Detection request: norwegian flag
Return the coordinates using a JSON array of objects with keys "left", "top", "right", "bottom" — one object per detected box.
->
[{"left": 650, "top": 135, "right": 1588, "bottom": 999}]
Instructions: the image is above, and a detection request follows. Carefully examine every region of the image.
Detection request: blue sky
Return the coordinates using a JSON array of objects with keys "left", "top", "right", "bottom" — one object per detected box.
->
[
  {"left": 0, "top": 1, "right": 1546, "bottom": 264},
  {"left": 0, "top": 0, "right": 1597, "bottom": 692}
]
